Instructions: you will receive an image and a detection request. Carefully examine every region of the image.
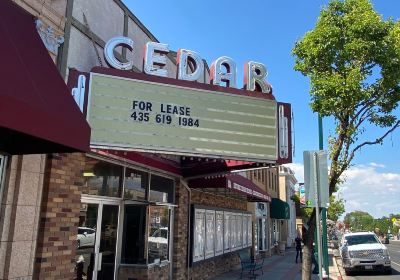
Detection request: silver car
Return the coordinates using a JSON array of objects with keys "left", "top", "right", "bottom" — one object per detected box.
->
[{"left": 340, "top": 232, "right": 391, "bottom": 275}]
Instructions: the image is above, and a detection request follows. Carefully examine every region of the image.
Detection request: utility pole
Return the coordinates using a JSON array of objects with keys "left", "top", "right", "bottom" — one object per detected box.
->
[{"left": 318, "top": 115, "right": 329, "bottom": 277}]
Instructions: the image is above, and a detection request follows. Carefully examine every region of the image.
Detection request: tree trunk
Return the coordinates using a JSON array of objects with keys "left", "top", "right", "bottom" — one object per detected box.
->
[{"left": 302, "top": 209, "right": 316, "bottom": 280}]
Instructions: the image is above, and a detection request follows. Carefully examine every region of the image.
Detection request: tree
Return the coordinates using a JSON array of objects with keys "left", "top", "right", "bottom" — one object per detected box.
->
[
  {"left": 292, "top": 0, "right": 400, "bottom": 278},
  {"left": 344, "top": 211, "right": 374, "bottom": 231},
  {"left": 327, "top": 195, "right": 345, "bottom": 222},
  {"left": 373, "top": 217, "right": 391, "bottom": 235}
]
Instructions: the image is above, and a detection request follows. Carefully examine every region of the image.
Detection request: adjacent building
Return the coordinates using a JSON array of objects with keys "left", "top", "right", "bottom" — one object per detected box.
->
[{"left": 278, "top": 166, "right": 298, "bottom": 248}]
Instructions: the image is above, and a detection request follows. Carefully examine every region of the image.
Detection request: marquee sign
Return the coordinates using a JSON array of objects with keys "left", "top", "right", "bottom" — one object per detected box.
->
[
  {"left": 70, "top": 36, "right": 293, "bottom": 164},
  {"left": 86, "top": 70, "right": 277, "bottom": 162}
]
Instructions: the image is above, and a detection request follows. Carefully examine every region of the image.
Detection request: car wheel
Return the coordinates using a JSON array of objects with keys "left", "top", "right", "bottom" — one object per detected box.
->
[{"left": 77, "top": 240, "right": 80, "bottom": 249}]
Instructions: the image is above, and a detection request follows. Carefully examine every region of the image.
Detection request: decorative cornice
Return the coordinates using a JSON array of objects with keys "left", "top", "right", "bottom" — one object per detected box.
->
[{"left": 35, "top": 19, "right": 64, "bottom": 55}]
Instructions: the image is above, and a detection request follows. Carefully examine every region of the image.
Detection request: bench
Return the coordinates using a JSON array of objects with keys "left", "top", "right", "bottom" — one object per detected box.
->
[{"left": 238, "top": 249, "right": 264, "bottom": 278}]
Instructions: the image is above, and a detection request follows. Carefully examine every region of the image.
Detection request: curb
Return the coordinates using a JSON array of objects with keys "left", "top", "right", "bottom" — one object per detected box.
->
[{"left": 333, "top": 255, "right": 346, "bottom": 280}]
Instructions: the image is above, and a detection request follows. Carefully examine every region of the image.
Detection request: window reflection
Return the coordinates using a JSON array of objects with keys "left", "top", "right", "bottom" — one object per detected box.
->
[
  {"left": 76, "top": 203, "right": 98, "bottom": 279},
  {"left": 148, "top": 206, "right": 170, "bottom": 263},
  {"left": 124, "top": 168, "right": 148, "bottom": 200},
  {"left": 194, "top": 209, "right": 205, "bottom": 262},
  {"left": 205, "top": 211, "right": 215, "bottom": 258},
  {"left": 121, "top": 205, "right": 146, "bottom": 264},
  {"left": 83, "top": 159, "right": 122, "bottom": 197},
  {"left": 149, "top": 175, "right": 174, "bottom": 203},
  {"left": 215, "top": 212, "right": 223, "bottom": 256}
]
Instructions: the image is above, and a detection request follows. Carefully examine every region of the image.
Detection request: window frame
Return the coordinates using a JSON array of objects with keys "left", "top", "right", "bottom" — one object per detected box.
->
[{"left": 84, "top": 154, "right": 177, "bottom": 267}]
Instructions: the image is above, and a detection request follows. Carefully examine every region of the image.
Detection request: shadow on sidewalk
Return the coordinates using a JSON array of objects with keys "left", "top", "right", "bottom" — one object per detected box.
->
[
  {"left": 210, "top": 248, "right": 307, "bottom": 280},
  {"left": 209, "top": 248, "right": 343, "bottom": 280}
]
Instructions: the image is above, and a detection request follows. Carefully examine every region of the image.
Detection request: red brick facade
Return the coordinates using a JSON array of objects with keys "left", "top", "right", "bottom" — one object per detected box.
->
[
  {"left": 189, "top": 189, "right": 248, "bottom": 279},
  {"left": 34, "top": 153, "right": 85, "bottom": 279}
]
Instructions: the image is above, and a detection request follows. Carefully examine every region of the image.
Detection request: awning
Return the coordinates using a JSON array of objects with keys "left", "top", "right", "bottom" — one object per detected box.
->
[
  {"left": 189, "top": 174, "right": 271, "bottom": 202},
  {"left": 270, "top": 198, "right": 290, "bottom": 220},
  {"left": 0, "top": 1, "right": 90, "bottom": 154}
]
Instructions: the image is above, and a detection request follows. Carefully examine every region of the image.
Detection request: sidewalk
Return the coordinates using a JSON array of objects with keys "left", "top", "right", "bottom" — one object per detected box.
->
[{"left": 209, "top": 248, "right": 342, "bottom": 280}]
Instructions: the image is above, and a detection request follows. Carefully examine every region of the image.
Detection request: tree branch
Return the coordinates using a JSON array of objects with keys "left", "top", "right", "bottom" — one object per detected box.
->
[{"left": 348, "top": 120, "right": 400, "bottom": 163}]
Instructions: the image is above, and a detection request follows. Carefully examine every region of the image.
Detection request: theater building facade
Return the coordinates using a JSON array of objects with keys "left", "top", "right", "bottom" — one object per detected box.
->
[{"left": 0, "top": 1, "right": 292, "bottom": 280}]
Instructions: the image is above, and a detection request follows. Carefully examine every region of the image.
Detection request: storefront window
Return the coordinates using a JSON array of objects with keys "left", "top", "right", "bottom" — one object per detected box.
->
[
  {"left": 148, "top": 206, "right": 170, "bottom": 263},
  {"left": 215, "top": 211, "right": 224, "bottom": 256},
  {"left": 149, "top": 175, "right": 174, "bottom": 203},
  {"left": 224, "top": 213, "right": 230, "bottom": 252},
  {"left": 124, "top": 168, "right": 148, "bottom": 200},
  {"left": 247, "top": 215, "right": 252, "bottom": 246},
  {"left": 236, "top": 214, "right": 243, "bottom": 249},
  {"left": 193, "top": 209, "right": 205, "bottom": 262},
  {"left": 193, "top": 208, "right": 251, "bottom": 263},
  {"left": 205, "top": 210, "right": 215, "bottom": 259},
  {"left": 121, "top": 205, "right": 147, "bottom": 264},
  {"left": 230, "top": 214, "right": 236, "bottom": 250},
  {"left": 83, "top": 159, "right": 122, "bottom": 197},
  {"left": 243, "top": 215, "right": 249, "bottom": 247}
]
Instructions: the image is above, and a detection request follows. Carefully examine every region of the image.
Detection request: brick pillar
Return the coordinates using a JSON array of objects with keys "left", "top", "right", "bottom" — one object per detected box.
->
[
  {"left": 34, "top": 153, "right": 85, "bottom": 280},
  {"left": 172, "top": 181, "right": 189, "bottom": 280}
]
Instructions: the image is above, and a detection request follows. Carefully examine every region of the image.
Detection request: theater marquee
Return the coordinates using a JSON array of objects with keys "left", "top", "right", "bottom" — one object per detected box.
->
[{"left": 86, "top": 71, "right": 277, "bottom": 162}]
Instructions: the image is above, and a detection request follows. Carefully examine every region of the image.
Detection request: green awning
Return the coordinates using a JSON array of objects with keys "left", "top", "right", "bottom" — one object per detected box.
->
[{"left": 270, "top": 198, "right": 290, "bottom": 220}]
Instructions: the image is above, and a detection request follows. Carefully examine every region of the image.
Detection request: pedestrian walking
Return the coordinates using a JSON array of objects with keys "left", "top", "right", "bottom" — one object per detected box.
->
[{"left": 295, "top": 234, "right": 302, "bottom": 263}]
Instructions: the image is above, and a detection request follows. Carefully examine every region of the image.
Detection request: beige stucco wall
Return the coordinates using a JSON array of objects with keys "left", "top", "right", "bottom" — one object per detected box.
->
[
  {"left": 0, "top": 155, "right": 46, "bottom": 280},
  {"left": 66, "top": 0, "right": 210, "bottom": 81}
]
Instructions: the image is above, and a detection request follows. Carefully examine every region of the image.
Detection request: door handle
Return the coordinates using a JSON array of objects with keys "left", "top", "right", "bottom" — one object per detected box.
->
[{"left": 97, "top": 252, "right": 102, "bottom": 271}]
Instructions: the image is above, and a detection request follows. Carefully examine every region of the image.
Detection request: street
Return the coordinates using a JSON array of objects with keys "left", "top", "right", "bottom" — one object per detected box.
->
[{"left": 345, "top": 241, "right": 400, "bottom": 279}]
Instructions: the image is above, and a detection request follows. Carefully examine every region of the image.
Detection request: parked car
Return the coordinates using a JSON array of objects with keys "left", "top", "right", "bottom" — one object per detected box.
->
[
  {"left": 382, "top": 235, "right": 390, "bottom": 244},
  {"left": 340, "top": 232, "right": 391, "bottom": 275},
  {"left": 77, "top": 227, "right": 96, "bottom": 248}
]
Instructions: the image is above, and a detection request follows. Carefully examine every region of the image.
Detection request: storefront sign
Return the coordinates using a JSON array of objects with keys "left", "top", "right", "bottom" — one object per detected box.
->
[
  {"left": 87, "top": 71, "right": 277, "bottom": 162},
  {"left": 104, "top": 36, "right": 272, "bottom": 94}
]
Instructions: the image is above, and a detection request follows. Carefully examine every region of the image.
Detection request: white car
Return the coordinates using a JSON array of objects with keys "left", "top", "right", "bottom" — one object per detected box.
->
[
  {"left": 340, "top": 232, "right": 391, "bottom": 275},
  {"left": 77, "top": 227, "right": 96, "bottom": 248},
  {"left": 148, "top": 227, "right": 168, "bottom": 261}
]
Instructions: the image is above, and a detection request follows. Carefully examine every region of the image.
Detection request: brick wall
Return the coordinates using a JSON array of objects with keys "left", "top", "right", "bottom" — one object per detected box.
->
[
  {"left": 118, "top": 264, "right": 169, "bottom": 280},
  {"left": 34, "top": 153, "right": 85, "bottom": 280},
  {"left": 189, "top": 189, "right": 248, "bottom": 279},
  {"left": 172, "top": 181, "right": 189, "bottom": 280},
  {"left": 190, "top": 253, "right": 240, "bottom": 280},
  {"left": 191, "top": 189, "right": 247, "bottom": 211}
]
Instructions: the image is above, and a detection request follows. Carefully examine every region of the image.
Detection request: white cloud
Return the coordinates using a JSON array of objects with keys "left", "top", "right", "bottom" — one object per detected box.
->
[
  {"left": 286, "top": 162, "right": 400, "bottom": 218},
  {"left": 339, "top": 164, "right": 400, "bottom": 218},
  {"left": 369, "top": 162, "right": 385, "bottom": 168},
  {"left": 284, "top": 163, "right": 304, "bottom": 183}
]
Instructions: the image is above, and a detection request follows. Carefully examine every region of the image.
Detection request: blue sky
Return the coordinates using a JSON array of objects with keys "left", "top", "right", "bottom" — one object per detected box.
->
[{"left": 123, "top": 0, "right": 400, "bottom": 218}]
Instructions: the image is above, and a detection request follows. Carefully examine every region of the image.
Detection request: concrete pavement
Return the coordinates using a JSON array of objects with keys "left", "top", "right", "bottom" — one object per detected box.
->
[{"left": 210, "top": 248, "right": 342, "bottom": 280}]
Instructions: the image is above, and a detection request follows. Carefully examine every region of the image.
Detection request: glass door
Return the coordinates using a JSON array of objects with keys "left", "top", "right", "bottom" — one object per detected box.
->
[
  {"left": 75, "top": 201, "right": 119, "bottom": 280},
  {"left": 97, "top": 204, "right": 119, "bottom": 280}
]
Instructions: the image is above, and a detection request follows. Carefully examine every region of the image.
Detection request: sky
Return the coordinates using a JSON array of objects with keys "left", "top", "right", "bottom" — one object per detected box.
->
[{"left": 122, "top": 0, "right": 400, "bottom": 218}]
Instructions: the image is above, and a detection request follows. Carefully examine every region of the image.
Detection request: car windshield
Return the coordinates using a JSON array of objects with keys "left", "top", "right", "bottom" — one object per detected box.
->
[
  {"left": 152, "top": 229, "right": 168, "bottom": 239},
  {"left": 345, "top": 234, "right": 379, "bottom": 246}
]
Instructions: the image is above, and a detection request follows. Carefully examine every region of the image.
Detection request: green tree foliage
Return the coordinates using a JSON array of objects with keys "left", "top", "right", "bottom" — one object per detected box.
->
[
  {"left": 291, "top": 193, "right": 313, "bottom": 217},
  {"left": 292, "top": 1, "right": 400, "bottom": 277},
  {"left": 293, "top": 0, "right": 400, "bottom": 195},
  {"left": 343, "top": 212, "right": 400, "bottom": 235},
  {"left": 327, "top": 195, "right": 345, "bottom": 221},
  {"left": 344, "top": 211, "right": 374, "bottom": 231}
]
